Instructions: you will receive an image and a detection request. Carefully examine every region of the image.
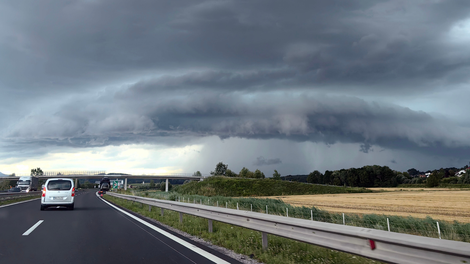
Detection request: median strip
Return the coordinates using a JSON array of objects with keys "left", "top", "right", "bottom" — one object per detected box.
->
[{"left": 22, "top": 220, "right": 44, "bottom": 236}]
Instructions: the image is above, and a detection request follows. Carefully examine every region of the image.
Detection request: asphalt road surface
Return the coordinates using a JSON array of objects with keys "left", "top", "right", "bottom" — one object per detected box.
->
[{"left": 0, "top": 190, "right": 242, "bottom": 264}]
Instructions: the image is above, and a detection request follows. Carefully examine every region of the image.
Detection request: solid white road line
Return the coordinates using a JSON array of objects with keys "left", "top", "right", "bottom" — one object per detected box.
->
[
  {"left": 22, "top": 220, "right": 44, "bottom": 236},
  {"left": 97, "top": 193, "right": 230, "bottom": 264}
]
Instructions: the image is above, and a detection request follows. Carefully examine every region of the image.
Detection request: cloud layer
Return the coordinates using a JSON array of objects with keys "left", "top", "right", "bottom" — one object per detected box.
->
[{"left": 1, "top": 0, "right": 470, "bottom": 172}]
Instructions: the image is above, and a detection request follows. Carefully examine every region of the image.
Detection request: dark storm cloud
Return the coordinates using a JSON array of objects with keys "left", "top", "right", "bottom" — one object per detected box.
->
[
  {"left": 253, "top": 156, "right": 282, "bottom": 166},
  {"left": 1, "top": 0, "right": 470, "bottom": 96},
  {"left": 360, "top": 143, "right": 373, "bottom": 154},
  {"left": 1, "top": 0, "right": 470, "bottom": 163},
  {"left": 5, "top": 90, "right": 470, "bottom": 160}
]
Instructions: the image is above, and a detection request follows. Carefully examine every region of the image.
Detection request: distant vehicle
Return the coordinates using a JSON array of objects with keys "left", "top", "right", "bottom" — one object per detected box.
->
[
  {"left": 41, "top": 178, "right": 75, "bottom": 211},
  {"left": 16, "top": 176, "right": 39, "bottom": 192},
  {"left": 99, "top": 177, "right": 111, "bottom": 192},
  {"left": 8, "top": 187, "right": 21, "bottom": 192}
]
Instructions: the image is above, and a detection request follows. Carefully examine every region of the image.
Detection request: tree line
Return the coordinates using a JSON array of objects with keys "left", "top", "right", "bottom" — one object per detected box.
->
[
  {"left": 196, "top": 162, "right": 470, "bottom": 188},
  {"left": 306, "top": 165, "right": 403, "bottom": 187},
  {"left": 200, "top": 162, "right": 282, "bottom": 180}
]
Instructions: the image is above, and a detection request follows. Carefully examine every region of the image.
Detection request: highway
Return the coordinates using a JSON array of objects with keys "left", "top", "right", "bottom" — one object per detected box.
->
[{"left": 0, "top": 190, "right": 242, "bottom": 264}]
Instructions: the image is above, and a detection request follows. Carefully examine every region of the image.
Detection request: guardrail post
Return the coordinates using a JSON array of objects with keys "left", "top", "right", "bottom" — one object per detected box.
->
[
  {"left": 179, "top": 212, "right": 183, "bottom": 223},
  {"left": 161, "top": 208, "right": 164, "bottom": 216},
  {"left": 165, "top": 179, "right": 169, "bottom": 192},
  {"left": 124, "top": 178, "right": 127, "bottom": 191},
  {"left": 262, "top": 232, "right": 268, "bottom": 249},
  {"left": 208, "top": 219, "right": 213, "bottom": 233}
]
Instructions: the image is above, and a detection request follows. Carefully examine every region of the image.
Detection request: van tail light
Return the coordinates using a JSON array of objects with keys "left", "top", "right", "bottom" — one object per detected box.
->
[
  {"left": 42, "top": 187, "right": 46, "bottom": 197},
  {"left": 72, "top": 187, "right": 75, "bottom": 197}
]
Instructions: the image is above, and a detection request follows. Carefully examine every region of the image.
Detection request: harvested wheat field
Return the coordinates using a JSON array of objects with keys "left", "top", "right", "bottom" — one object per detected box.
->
[{"left": 266, "top": 190, "right": 470, "bottom": 223}]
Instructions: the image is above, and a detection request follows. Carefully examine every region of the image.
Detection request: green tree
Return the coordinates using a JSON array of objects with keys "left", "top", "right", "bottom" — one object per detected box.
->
[
  {"left": 225, "top": 169, "right": 237, "bottom": 177},
  {"left": 426, "top": 172, "right": 441, "bottom": 187},
  {"left": 149, "top": 180, "right": 155, "bottom": 188},
  {"left": 253, "top": 169, "right": 265, "bottom": 179},
  {"left": 307, "top": 170, "right": 322, "bottom": 184},
  {"left": 193, "top": 171, "right": 202, "bottom": 176},
  {"left": 31, "top": 167, "right": 43, "bottom": 176},
  {"left": 239, "top": 167, "right": 250, "bottom": 178},
  {"left": 210, "top": 162, "right": 228, "bottom": 176},
  {"left": 272, "top": 170, "right": 281, "bottom": 180},
  {"left": 323, "top": 170, "right": 332, "bottom": 184}
]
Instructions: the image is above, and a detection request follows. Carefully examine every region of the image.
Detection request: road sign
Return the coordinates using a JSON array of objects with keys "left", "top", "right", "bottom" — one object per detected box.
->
[{"left": 112, "top": 180, "right": 119, "bottom": 189}]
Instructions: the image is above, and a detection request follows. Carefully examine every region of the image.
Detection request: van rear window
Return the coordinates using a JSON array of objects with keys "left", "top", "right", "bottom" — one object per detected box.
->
[{"left": 47, "top": 180, "right": 72, "bottom": 190}]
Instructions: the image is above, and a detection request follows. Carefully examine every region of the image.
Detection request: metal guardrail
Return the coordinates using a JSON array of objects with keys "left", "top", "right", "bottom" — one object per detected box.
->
[
  {"left": 106, "top": 192, "right": 470, "bottom": 264},
  {"left": 0, "top": 191, "right": 41, "bottom": 201}
]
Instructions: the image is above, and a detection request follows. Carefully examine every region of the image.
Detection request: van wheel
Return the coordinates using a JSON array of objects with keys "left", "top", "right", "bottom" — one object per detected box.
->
[
  {"left": 69, "top": 204, "right": 74, "bottom": 210},
  {"left": 40, "top": 205, "right": 45, "bottom": 211}
]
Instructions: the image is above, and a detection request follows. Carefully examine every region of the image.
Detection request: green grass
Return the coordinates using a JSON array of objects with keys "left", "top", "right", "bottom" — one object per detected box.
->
[
  {"left": 105, "top": 194, "right": 380, "bottom": 264},
  {"left": 173, "top": 176, "right": 371, "bottom": 197},
  {"left": 0, "top": 195, "right": 40, "bottom": 206}
]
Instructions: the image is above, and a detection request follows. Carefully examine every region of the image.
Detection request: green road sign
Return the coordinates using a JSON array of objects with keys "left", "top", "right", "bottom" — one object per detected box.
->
[{"left": 112, "top": 180, "right": 119, "bottom": 189}]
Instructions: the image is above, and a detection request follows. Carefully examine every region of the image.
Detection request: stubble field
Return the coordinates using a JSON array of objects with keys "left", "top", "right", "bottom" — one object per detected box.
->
[{"left": 266, "top": 189, "right": 470, "bottom": 223}]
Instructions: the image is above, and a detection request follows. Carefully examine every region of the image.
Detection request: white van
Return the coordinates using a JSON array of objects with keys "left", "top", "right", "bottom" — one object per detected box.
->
[{"left": 41, "top": 178, "right": 75, "bottom": 210}]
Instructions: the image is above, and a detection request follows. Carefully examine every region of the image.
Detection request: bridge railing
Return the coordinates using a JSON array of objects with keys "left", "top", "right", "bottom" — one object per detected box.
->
[
  {"left": 105, "top": 192, "right": 470, "bottom": 264},
  {"left": 43, "top": 171, "right": 106, "bottom": 176}
]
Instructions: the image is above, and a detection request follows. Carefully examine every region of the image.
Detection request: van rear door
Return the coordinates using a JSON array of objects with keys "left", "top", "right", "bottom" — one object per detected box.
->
[{"left": 46, "top": 180, "right": 73, "bottom": 203}]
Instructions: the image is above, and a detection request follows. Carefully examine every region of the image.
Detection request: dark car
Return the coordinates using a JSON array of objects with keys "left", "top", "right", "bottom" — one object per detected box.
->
[{"left": 8, "top": 187, "right": 21, "bottom": 192}]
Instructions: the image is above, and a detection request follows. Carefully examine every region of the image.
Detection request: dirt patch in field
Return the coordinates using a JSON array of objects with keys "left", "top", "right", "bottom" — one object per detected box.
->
[{"left": 264, "top": 190, "right": 470, "bottom": 223}]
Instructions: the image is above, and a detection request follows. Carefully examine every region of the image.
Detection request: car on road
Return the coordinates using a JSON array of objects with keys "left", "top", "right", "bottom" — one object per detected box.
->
[
  {"left": 8, "top": 187, "right": 21, "bottom": 192},
  {"left": 41, "top": 178, "right": 75, "bottom": 211}
]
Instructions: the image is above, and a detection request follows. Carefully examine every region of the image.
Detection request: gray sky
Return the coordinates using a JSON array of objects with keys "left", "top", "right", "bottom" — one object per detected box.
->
[{"left": 1, "top": 0, "right": 470, "bottom": 176}]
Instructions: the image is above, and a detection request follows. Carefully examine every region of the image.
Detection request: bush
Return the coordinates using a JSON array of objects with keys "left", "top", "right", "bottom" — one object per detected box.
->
[
  {"left": 160, "top": 182, "right": 172, "bottom": 191},
  {"left": 441, "top": 177, "right": 458, "bottom": 184}
]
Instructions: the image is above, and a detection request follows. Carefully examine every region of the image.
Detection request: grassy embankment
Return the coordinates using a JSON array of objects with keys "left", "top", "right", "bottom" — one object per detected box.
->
[
  {"left": 0, "top": 195, "right": 40, "bottom": 206},
  {"left": 174, "top": 176, "right": 372, "bottom": 196},
  {"left": 105, "top": 194, "right": 378, "bottom": 264}
]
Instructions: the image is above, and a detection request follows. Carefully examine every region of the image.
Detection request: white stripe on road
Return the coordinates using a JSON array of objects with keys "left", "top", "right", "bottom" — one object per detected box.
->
[
  {"left": 22, "top": 220, "right": 44, "bottom": 236},
  {"left": 98, "top": 193, "right": 230, "bottom": 264}
]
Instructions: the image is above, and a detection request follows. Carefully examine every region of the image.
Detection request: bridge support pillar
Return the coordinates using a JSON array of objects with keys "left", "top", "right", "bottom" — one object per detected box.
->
[
  {"left": 165, "top": 179, "right": 169, "bottom": 192},
  {"left": 75, "top": 178, "right": 78, "bottom": 188},
  {"left": 124, "top": 178, "right": 127, "bottom": 191}
]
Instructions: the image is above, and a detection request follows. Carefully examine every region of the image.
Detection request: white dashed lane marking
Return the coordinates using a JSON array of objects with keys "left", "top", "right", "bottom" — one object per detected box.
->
[{"left": 22, "top": 220, "right": 44, "bottom": 236}]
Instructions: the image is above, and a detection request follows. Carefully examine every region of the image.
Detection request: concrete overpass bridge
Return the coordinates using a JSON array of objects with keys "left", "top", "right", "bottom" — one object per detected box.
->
[{"left": 0, "top": 171, "right": 205, "bottom": 192}]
